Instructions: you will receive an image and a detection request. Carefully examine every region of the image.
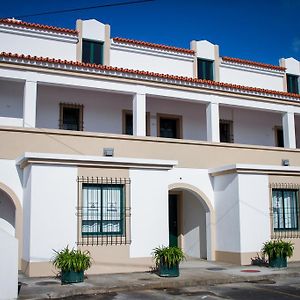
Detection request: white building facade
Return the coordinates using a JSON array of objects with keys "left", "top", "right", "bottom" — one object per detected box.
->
[{"left": 0, "top": 18, "right": 300, "bottom": 276}]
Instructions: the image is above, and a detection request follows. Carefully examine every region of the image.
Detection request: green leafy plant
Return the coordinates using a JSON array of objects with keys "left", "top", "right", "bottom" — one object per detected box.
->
[
  {"left": 52, "top": 246, "right": 92, "bottom": 273},
  {"left": 152, "top": 246, "right": 186, "bottom": 268},
  {"left": 262, "top": 239, "right": 294, "bottom": 260}
]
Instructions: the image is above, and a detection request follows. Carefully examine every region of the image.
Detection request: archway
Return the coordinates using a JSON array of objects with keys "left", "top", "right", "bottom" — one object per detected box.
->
[
  {"left": 168, "top": 183, "right": 215, "bottom": 261},
  {"left": 0, "top": 183, "right": 23, "bottom": 268}
]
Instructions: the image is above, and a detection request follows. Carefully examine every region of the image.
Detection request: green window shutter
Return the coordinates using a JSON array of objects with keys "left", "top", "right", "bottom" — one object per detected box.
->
[
  {"left": 197, "top": 59, "right": 214, "bottom": 81},
  {"left": 287, "top": 74, "right": 299, "bottom": 94},
  {"left": 82, "top": 40, "right": 104, "bottom": 65}
]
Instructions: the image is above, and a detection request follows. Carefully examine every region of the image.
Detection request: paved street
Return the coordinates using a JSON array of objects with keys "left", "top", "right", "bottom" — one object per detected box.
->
[{"left": 63, "top": 277, "right": 300, "bottom": 299}]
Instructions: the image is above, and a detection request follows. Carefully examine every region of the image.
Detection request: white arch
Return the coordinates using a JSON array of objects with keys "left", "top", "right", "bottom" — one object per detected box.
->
[{"left": 168, "top": 182, "right": 216, "bottom": 261}]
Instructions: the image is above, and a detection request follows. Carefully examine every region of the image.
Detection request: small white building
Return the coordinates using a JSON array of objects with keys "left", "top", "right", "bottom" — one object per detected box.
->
[{"left": 0, "top": 18, "right": 300, "bottom": 277}]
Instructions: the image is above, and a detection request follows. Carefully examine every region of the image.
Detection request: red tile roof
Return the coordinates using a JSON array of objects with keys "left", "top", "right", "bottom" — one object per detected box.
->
[
  {"left": 113, "top": 37, "right": 195, "bottom": 55},
  {"left": 1, "top": 52, "right": 299, "bottom": 100},
  {"left": 0, "top": 18, "right": 78, "bottom": 35},
  {"left": 222, "top": 56, "right": 285, "bottom": 71}
]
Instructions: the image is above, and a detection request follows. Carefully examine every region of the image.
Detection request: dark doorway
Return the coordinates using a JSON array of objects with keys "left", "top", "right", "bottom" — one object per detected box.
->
[{"left": 168, "top": 194, "right": 178, "bottom": 247}]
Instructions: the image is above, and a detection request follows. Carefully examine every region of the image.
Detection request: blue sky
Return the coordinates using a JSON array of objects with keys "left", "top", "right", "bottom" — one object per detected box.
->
[{"left": 1, "top": 0, "right": 299, "bottom": 65}]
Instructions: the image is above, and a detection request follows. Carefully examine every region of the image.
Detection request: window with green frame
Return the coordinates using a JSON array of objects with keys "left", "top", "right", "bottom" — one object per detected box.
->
[
  {"left": 82, "top": 184, "right": 124, "bottom": 235},
  {"left": 197, "top": 58, "right": 214, "bottom": 81},
  {"left": 272, "top": 189, "right": 299, "bottom": 231},
  {"left": 82, "top": 39, "right": 104, "bottom": 65},
  {"left": 287, "top": 74, "right": 299, "bottom": 94}
]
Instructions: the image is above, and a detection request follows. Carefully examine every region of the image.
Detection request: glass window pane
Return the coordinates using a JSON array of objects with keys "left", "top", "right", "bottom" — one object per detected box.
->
[{"left": 82, "top": 40, "right": 103, "bottom": 65}]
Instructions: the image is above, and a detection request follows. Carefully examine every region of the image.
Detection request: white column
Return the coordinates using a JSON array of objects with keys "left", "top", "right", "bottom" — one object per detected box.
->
[
  {"left": 23, "top": 80, "right": 37, "bottom": 128},
  {"left": 206, "top": 102, "right": 220, "bottom": 142},
  {"left": 133, "top": 93, "right": 146, "bottom": 136},
  {"left": 282, "top": 111, "right": 296, "bottom": 148}
]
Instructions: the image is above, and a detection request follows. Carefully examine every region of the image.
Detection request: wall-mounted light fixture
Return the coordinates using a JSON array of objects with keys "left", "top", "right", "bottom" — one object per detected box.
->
[
  {"left": 282, "top": 159, "right": 289, "bottom": 166},
  {"left": 103, "top": 148, "right": 114, "bottom": 157}
]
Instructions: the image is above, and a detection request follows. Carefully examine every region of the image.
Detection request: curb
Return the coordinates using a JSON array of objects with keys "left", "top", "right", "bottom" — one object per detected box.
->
[{"left": 19, "top": 271, "right": 300, "bottom": 299}]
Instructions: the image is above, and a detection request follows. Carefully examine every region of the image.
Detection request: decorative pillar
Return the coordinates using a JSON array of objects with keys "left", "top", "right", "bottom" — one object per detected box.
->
[
  {"left": 206, "top": 102, "right": 220, "bottom": 142},
  {"left": 133, "top": 93, "right": 146, "bottom": 136},
  {"left": 282, "top": 111, "right": 296, "bottom": 149},
  {"left": 23, "top": 80, "right": 37, "bottom": 128}
]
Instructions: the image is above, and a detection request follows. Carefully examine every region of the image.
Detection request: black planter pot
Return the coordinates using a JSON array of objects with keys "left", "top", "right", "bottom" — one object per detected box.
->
[
  {"left": 61, "top": 270, "right": 84, "bottom": 284},
  {"left": 269, "top": 256, "right": 287, "bottom": 268},
  {"left": 158, "top": 261, "right": 179, "bottom": 277}
]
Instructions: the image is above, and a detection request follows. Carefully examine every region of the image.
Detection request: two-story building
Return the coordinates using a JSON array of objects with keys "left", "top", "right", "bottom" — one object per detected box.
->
[{"left": 0, "top": 18, "right": 300, "bottom": 277}]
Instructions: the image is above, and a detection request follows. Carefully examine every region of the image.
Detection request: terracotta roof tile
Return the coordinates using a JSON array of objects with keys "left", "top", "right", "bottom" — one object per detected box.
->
[
  {"left": 113, "top": 37, "right": 195, "bottom": 55},
  {"left": 0, "top": 18, "right": 78, "bottom": 35},
  {"left": 222, "top": 56, "right": 285, "bottom": 71},
  {"left": 1, "top": 52, "right": 299, "bottom": 100}
]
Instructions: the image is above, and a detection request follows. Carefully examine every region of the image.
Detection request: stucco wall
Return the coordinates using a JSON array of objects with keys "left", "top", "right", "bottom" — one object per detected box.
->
[
  {"left": 0, "top": 30, "right": 77, "bottom": 60},
  {"left": 219, "top": 64, "right": 284, "bottom": 91},
  {"left": 238, "top": 174, "right": 270, "bottom": 253},
  {"left": 110, "top": 46, "right": 194, "bottom": 77},
  {"left": 129, "top": 169, "right": 169, "bottom": 257},
  {"left": 23, "top": 164, "right": 77, "bottom": 264},
  {"left": 0, "top": 79, "right": 24, "bottom": 126},
  {"left": 182, "top": 190, "right": 207, "bottom": 259},
  {"left": 214, "top": 173, "right": 240, "bottom": 253},
  {"left": 36, "top": 85, "right": 132, "bottom": 133},
  {"left": 220, "top": 106, "right": 282, "bottom": 146}
]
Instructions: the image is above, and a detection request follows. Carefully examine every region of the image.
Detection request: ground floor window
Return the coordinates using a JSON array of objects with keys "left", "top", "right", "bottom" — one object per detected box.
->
[
  {"left": 271, "top": 187, "right": 300, "bottom": 238},
  {"left": 77, "top": 177, "right": 131, "bottom": 245}
]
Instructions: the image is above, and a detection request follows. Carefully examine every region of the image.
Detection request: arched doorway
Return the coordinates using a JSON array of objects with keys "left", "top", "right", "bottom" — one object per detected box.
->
[
  {"left": 0, "top": 183, "right": 23, "bottom": 268},
  {"left": 168, "top": 183, "right": 215, "bottom": 261},
  {"left": 0, "top": 189, "right": 16, "bottom": 236}
]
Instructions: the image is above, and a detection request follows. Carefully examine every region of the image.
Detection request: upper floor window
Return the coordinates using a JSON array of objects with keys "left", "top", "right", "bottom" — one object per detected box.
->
[
  {"left": 59, "top": 103, "right": 83, "bottom": 131},
  {"left": 197, "top": 58, "right": 214, "bottom": 81},
  {"left": 82, "top": 39, "right": 104, "bottom": 65},
  {"left": 287, "top": 74, "right": 299, "bottom": 94},
  {"left": 158, "top": 114, "right": 182, "bottom": 139},
  {"left": 275, "top": 126, "right": 284, "bottom": 148},
  {"left": 122, "top": 110, "right": 150, "bottom": 136},
  {"left": 272, "top": 189, "right": 298, "bottom": 231},
  {"left": 219, "top": 120, "right": 233, "bottom": 143}
]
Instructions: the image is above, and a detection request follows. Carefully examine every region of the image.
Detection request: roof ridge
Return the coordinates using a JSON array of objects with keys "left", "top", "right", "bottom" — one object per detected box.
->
[
  {"left": 222, "top": 56, "right": 285, "bottom": 71},
  {"left": 1, "top": 51, "right": 299, "bottom": 100},
  {"left": 0, "top": 18, "right": 78, "bottom": 35},
  {"left": 113, "top": 37, "right": 195, "bottom": 55}
]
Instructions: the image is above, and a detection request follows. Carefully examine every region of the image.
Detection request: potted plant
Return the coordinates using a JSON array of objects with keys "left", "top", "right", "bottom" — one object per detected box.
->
[
  {"left": 262, "top": 239, "right": 294, "bottom": 268},
  {"left": 152, "top": 245, "right": 185, "bottom": 277},
  {"left": 52, "top": 246, "right": 92, "bottom": 284}
]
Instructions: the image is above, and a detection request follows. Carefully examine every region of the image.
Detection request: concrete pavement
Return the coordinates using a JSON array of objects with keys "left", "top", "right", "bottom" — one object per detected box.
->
[{"left": 18, "top": 260, "right": 300, "bottom": 299}]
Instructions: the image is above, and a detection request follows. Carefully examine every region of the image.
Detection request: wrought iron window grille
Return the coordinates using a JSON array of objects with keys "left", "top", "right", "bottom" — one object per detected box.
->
[
  {"left": 77, "top": 176, "right": 131, "bottom": 246},
  {"left": 270, "top": 187, "right": 300, "bottom": 239}
]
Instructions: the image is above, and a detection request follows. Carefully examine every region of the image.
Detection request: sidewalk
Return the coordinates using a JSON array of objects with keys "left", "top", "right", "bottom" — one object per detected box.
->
[{"left": 18, "top": 260, "right": 300, "bottom": 299}]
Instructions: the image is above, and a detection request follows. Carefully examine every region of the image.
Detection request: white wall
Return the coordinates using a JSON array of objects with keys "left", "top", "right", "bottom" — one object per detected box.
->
[
  {"left": 36, "top": 85, "right": 132, "bottom": 133},
  {"left": 129, "top": 169, "right": 169, "bottom": 257},
  {"left": 24, "top": 165, "right": 77, "bottom": 262},
  {"left": 110, "top": 45, "right": 194, "bottom": 77},
  {"left": 81, "top": 19, "right": 106, "bottom": 41},
  {"left": 147, "top": 97, "right": 207, "bottom": 140},
  {"left": 0, "top": 30, "right": 77, "bottom": 60},
  {"left": 238, "top": 174, "right": 270, "bottom": 253},
  {"left": 220, "top": 106, "right": 282, "bottom": 146},
  {"left": 0, "top": 228, "right": 18, "bottom": 300},
  {"left": 183, "top": 190, "right": 207, "bottom": 259},
  {"left": 219, "top": 64, "right": 284, "bottom": 91},
  {"left": 214, "top": 173, "right": 240, "bottom": 252},
  {"left": 0, "top": 160, "right": 23, "bottom": 205},
  {"left": 0, "top": 79, "right": 23, "bottom": 119}
]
